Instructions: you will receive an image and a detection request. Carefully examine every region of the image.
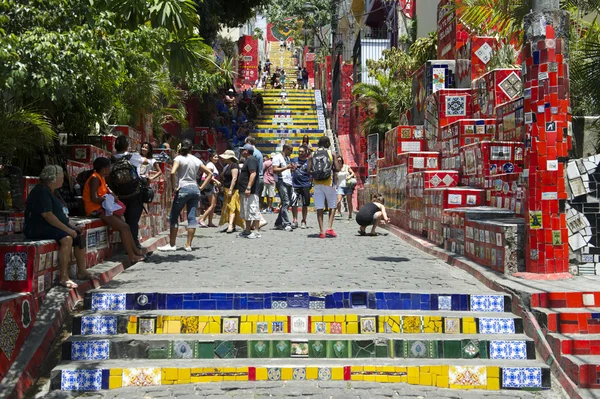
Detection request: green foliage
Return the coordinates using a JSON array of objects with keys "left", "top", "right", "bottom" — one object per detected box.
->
[
  {"left": 264, "top": 0, "right": 333, "bottom": 48},
  {"left": 409, "top": 31, "right": 437, "bottom": 69}
]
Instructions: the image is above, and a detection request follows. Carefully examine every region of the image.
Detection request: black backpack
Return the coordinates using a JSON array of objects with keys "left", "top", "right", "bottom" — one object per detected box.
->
[
  {"left": 302, "top": 69, "right": 308, "bottom": 80},
  {"left": 109, "top": 154, "right": 141, "bottom": 199},
  {"left": 311, "top": 149, "right": 333, "bottom": 181}
]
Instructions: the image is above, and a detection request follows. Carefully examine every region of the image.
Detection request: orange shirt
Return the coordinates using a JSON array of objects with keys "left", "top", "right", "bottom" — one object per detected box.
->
[{"left": 83, "top": 172, "right": 109, "bottom": 215}]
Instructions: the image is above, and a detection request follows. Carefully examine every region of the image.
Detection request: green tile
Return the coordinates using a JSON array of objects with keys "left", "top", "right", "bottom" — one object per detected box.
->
[
  {"left": 147, "top": 347, "right": 169, "bottom": 359},
  {"left": 375, "top": 343, "right": 389, "bottom": 358},
  {"left": 273, "top": 340, "right": 291, "bottom": 358},
  {"left": 442, "top": 340, "right": 461, "bottom": 359},
  {"left": 351, "top": 340, "right": 376, "bottom": 358},
  {"left": 169, "top": 341, "right": 197, "bottom": 359},
  {"left": 404, "top": 340, "right": 437, "bottom": 358},
  {"left": 309, "top": 340, "right": 326, "bottom": 358},
  {"left": 461, "top": 339, "right": 481, "bottom": 359},
  {"left": 327, "top": 340, "right": 349, "bottom": 358},
  {"left": 213, "top": 340, "right": 247, "bottom": 359},
  {"left": 479, "top": 340, "right": 489, "bottom": 359},
  {"left": 393, "top": 340, "right": 404, "bottom": 358},
  {"left": 248, "top": 340, "right": 271, "bottom": 358},
  {"left": 197, "top": 342, "right": 214, "bottom": 359}
]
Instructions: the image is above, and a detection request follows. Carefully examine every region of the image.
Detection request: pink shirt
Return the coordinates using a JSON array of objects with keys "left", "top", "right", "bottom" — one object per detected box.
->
[{"left": 263, "top": 159, "right": 275, "bottom": 185}]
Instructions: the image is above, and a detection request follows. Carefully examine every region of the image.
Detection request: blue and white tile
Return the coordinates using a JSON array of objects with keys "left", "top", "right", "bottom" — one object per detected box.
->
[
  {"left": 91, "top": 293, "right": 126, "bottom": 311},
  {"left": 490, "top": 340, "right": 527, "bottom": 359},
  {"left": 438, "top": 296, "right": 452, "bottom": 310},
  {"left": 271, "top": 301, "right": 288, "bottom": 309},
  {"left": 71, "top": 340, "right": 110, "bottom": 360},
  {"left": 61, "top": 369, "right": 103, "bottom": 391},
  {"left": 502, "top": 367, "right": 542, "bottom": 388},
  {"left": 81, "top": 316, "right": 118, "bottom": 335},
  {"left": 479, "top": 318, "right": 515, "bottom": 334},
  {"left": 470, "top": 295, "right": 504, "bottom": 312},
  {"left": 309, "top": 301, "right": 325, "bottom": 310}
]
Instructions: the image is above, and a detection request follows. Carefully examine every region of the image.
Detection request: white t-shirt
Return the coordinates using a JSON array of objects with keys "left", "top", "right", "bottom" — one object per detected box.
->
[
  {"left": 139, "top": 157, "right": 156, "bottom": 177},
  {"left": 174, "top": 154, "right": 203, "bottom": 189},
  {"left": 336, "top": 166, "right": 348, "bottom": 188},
  {"left": 114, "top": 152, "right": 143, "bottom": 176},
  {"left": 203, "top": 161, "right": 219, "bottom": 181},
  {"left": 272, "top": 153, "right": 292, "bottom": 185}
]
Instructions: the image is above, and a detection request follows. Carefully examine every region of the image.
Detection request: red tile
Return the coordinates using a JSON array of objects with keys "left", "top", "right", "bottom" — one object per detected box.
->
[
  {"left": 567, "top": 293, "right": 584, "bottom": 308},
  {"left": 248, "top": 367, "right": 256, "bottom": 381}
]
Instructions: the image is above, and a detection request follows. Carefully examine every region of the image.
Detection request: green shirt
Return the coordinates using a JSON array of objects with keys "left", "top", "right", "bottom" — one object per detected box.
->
[{"left": 24, "top": 184, "right": 69, "bottom": 239}]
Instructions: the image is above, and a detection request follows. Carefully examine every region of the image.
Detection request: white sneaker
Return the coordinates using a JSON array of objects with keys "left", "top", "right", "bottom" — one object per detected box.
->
[
  {"left": 247, "top": 232, "right": 260, "bottom": 239},
  {"left": 158, "top": 244, "right": 177, "bottom": 251},
  {"left": 184, "top": 246, "right": 192, "bottom": 252},
  {"left": 301, "top": 221, "right": 307, "bottom": 229},
  {"left": 284, "top": 225, "right": 293, "bottom": 232},
  {"left": 238, "top": 231, "right": 251, "bottom": 238}
]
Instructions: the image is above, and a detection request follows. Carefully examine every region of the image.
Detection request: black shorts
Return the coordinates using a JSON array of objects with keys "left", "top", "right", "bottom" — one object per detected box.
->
[
  {"left": 30, "top": 227, "right": 84, "bottom": 249},
  {"left": 292, "top": 187, "right": 311, "bottom": 207}
]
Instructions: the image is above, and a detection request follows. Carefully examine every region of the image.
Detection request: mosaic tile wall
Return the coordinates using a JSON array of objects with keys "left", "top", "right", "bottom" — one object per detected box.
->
[
  {"left": 53, "top": 365, "right": 550, "bottom": 391},
  {"left": 85, "top": 292, "right": 511, "bottom": 312},
  {"left": 72, "top": 313, "right": 524, "bottom": 336},
  {"left": 0, "top": 294, "right": 36, "bottom": 384}
]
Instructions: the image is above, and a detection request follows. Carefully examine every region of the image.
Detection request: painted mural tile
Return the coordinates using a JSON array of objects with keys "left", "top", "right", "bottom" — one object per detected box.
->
[
  {"left": 402, "top": 316, "right": 422, "bottom": 333},
  {"left": 292, "top": 367, "right": 306, "bottom": 380},
  {"left": 71, "top": 340, "right": 110, "bottom": 361},
  {"left": 81, "top": 316, "right": 117, "bottom": 335},
  {"left": 438, "top": 295, "right": 452, "bottom": 310},
  {"left": 490, "top": 340, "right": 527, "bottom": 359},
  {"left": 122, "top": 368, "right": 161, "bottom": 387},
  {"left": 267, "top": 367, "right": 281, "bottom": 381},
  {"left": 502, "top": 367, "right": 542, "bottom": 388},
  {"left": 138, "top": 318, "right": 155, "bottom": 334},
  {"left": 470, "top": 295, "right": 505, "bottom": 312},
  {"left": 318, "top": 367, "right": 332, "bottom": 381},
  {"left": 61, "top": 369, "right": 103, "bottom": 391},
  {"left": 91, "top": 293, "right": 126, "bottom": 311},
  {"left": 479, "top": 318, "right": 516, "bottom": 334},
  {"left": 290, "top": 316, "right": 308, "bottom": 333},
  {"left": 444, "top": 317, "right": 461, "bottom": 334},
  {"left": 0, "top": 309, "right": 20, "bottom": 359},
  {"left": 446, "top": 96, "right": 467, "bottom": 116},
  {"left": 169, "top": 341, "right": 196, "bottom": 359},
  {"left": 449, "top": 365, "right": 487, "bottom": 386},
  {"left": 4, "top": 252, "right": 28, "bottom": 281}
]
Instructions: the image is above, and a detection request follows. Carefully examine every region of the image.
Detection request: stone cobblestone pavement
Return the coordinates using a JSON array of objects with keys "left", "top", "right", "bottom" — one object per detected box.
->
[
  {"left": 48, "top": 214, "right": 568, "bottom": 398},
  {"left": 98, "top": 214, "right": 495, "bottom": 293}
]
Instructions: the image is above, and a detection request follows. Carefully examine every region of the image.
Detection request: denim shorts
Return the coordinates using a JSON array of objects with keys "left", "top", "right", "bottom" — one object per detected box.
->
[{"left": 170, "top": 184, "right": 201, "bottom": 228}]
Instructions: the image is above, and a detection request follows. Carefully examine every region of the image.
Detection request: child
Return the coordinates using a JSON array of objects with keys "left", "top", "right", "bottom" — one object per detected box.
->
[{"left": 356, "top": 193, "right": 390, "bottom": 236}]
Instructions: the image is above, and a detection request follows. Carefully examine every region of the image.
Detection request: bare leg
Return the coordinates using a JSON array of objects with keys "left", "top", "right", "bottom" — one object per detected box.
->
[
  {"left": 58, "top": 236, "right": 77, "bottom": 287},
  {"left": 327, "top": 209, "right": 336, "bottom": 230},
  {"left": 336, "top": 194, "right": 343, "bottom": 216},
  {"left": 186, "top": 228, "right": 195, "bottom": 247},
  {"left": 74, "top": 247, "right": 91, "bottom": 279},
  {"left": 302, "top": 206, "right": 308, "bottom": 223},
  {"left": 370, "top": 211, "right": 383, "bottom": 235},
  {"left": 347, "top": 193, "right": 354, "bottom": 218},
  {"left": 251, "top": 220, "right": 260, "bottom": 233},
  {"left": 100, "top": 214, "right": 145, "bottom": 262},
  {"left": 291, "top": 206, "right": 298, "bottom": 223},
  {"left": 267, "top": 197, "right": 273, "bottom": 211},
  {"left": 317, "top": 209, "right": 325, "bottom": 234},
  {"left": 228, "top": 211, "right": 236, "bottom": 230},
  {"left": 200, "top": 194, "right": 216, "bottom": 225}
]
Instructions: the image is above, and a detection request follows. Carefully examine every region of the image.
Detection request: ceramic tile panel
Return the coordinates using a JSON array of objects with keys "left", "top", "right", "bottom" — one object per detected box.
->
[
  {"left": 290, "top": 316, "right": 309, "bottom": 333},
  {"left": 490, "top": 340, "right": 527, "bottom": 359},
  {"left": 71, "top": 340, "right": 110, "bottom": 361},
  {"left": 61, "top": 370, "right": 103, "bottom": 391},
  {"left": 122, "top": 368, "right": 161, "bottom": 387},
  {"left": 81, "top": 316, "right": 118, "bottom": 335},
  {"left": 449, "top": 365, "right": 487, "bottom": 386},
  {"left": 502, "top": 367, "right": 542, "bottom": 388},
  {"left": 479, "top": 318, "right": 516, "bottom": 334},
  {"left": 318, "top": 367, "right": 332, "bottom": 381},
  {"left": 91, "top": 293, "right": 126, "bottom": 311},
  {"left": 0, "top": 309, "right": 19, "bottom": 359},
  {"left": 438, "top": 296, "right": 452, "bottom": 310},
  {"left": 470, "top": 295, "right": 505, "bottom": 312},
  {"left": 267, "top": 367, "right": 281, "bottom": 381}
]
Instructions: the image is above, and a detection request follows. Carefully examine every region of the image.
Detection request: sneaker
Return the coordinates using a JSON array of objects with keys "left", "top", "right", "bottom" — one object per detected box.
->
[
  {"left": 326, "top": 229, "right": 338, "bottom": 238},
  {"left": 238, "top": 231, "right": 251, "bottom": 238},
  {"left": 247, "top": 232, "right": 259, "bottom": 239},
  {"left": 158, "top": 244, "right": 177, "bottom": 251},
  {"left": 319, "top": 233, "right": 326, "bottom": 239},
  {"left": 274, "top": 225, "right": 284, "bottom": 230},
  {"left": 266, "top": 209, "right": 274, "bottom": 214},
  {"left": 335, "top": 213, "right": 343, "bottom": 219},
  {"left": 292, "top": 221, "right": 299, "bottom": 229},
  {"left": 184, "top": 246, "right": 192, "bottom": 252},
  {"left": 284, "top": 225, "right": 293, "bottom": 232},
  {"left": 300, "top": 221, "right": 307, "bottom": 229}
]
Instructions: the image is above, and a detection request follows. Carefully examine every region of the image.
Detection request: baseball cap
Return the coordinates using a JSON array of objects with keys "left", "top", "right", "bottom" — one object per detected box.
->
[{"left": 240, "top": 144, "right": 254, "bottom": 152}]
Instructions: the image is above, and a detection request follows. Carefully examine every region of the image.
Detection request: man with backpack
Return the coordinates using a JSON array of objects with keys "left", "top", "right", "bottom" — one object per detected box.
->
[
  {"left": 111, "top": 135, "right": 145, "bottom": 249},
  {"left": 302, "top": 67, "right": 309, "bottom": 90},
  {"left": 307, "top": 136, "right": 342, "bottom": 238}
]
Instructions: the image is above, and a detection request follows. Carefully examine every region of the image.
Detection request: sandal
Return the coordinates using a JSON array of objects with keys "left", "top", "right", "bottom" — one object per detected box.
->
[
  {"left": 59, "top": 280, "right": 78, "bottom": 289},
  {"left": 226, "top": 227, "right": 235, "bottom": 234},
  {"left": 199, "top": 221, "right": 209, "bottom": 228},
  {"left": 208, "top": 223, "right": 218, "bottom": 228},
  {"left": 358, "top": 230, "right": 366, "bottom": 236},
  {"left": 76, "top": 272, "right": 95, "bottom": 280}
]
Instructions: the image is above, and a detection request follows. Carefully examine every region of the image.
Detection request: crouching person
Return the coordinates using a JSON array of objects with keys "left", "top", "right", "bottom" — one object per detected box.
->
[{"left": 356, "top": 193, "right": 390, "bottom": 236}]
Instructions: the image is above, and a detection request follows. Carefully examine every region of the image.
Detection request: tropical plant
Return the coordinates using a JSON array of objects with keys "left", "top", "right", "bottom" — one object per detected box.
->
[{"left": 409, "top": 31, "right": 438, "bottom": 69}]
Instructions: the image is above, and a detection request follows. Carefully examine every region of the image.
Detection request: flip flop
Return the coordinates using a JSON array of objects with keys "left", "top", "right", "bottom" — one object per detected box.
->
[
  {"left": 144, "top": 252, "right": 153, "bottom": 260},
  {"left": 59, "top": 280, "right": 78, "bottom": 289},
  {"left": 199, "top": 222, "right": 209, "bottom": 228},
  {"left": 358, "top": 230, "right": 366, "bottom": 236},
  {"left": 368, "top": 232, "right": 379, "bottom": 236}
]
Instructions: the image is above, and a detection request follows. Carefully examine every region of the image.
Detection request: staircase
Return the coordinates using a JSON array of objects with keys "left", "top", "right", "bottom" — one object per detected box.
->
[{"left": 50, "top": 290, "right": 553, "bottom": 392}]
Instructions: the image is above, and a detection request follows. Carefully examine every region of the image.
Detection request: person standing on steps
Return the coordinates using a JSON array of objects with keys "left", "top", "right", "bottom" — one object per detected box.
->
[
  {"left": 308, "top": 136, "right": 342, "bottom": 238},
  {"left": 261, "top": 153, "right": 276, "bottom": 213},
  {"left": 245, "top": 136, "right": 268, "bottom": 230},
  {"left": 356, "top": 193, "right": 390, "bottom": 236},
  {"left": 237, "top": 144, "right": 261, "bottom": 239},
  {"left": 296, "top": 66, "right": 303, "bottom": 90},
  {"left": 272, "top": 144, "right": 295, "bottom": 232},
  {"left": 218, "top": 150, "right": 244, "bottom": 233},
  {"left": 158, "top": 139, "right": 213, "bottom": 252},
  {"left": 302, "top": 67, "right": 309, "bottom": 90},
  {"left": 198, "top": 152, "right": 221, "bottom": 228},
  {"left": 291, "top": 145, "right": 311, "bottom": 229},
  {"left": 335, "top": 156, "right": 357, "bottom": 220}
]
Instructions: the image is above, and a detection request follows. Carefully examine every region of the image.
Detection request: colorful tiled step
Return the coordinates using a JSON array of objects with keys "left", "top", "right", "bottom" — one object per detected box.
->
[
  {"left": 71, "top": 312, "right": 524, "bottom": 336},
  {"left": 62, "top": 335, "right": 537, "bottom": 360},
  {"left": 558, "top": 354, "right": 600, "bottom": 388},
  {"left": 532, "top": 307, "right": 600, "bottom": 334},
  {"left": 531, "top": 291, "right": 600, "bottom": 308},
  {"left": 50, "top": 360, "right": 551, "bottom": 391},
  {"left": 84, "top": 292, "right": 512, "bottom": 311}
]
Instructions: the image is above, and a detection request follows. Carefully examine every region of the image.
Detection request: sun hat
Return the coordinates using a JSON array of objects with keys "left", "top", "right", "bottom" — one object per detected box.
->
[{"left": 219, "top": 150, "right": 238, "bottom": 162}]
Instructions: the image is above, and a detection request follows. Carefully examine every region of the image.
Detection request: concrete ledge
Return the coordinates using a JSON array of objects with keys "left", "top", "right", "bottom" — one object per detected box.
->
[
  {"left": 384, "top": 223, "right": 583, "bottom": 399},
  {"left": 0, "top": 230, "right": 177, "bottom": 399}
]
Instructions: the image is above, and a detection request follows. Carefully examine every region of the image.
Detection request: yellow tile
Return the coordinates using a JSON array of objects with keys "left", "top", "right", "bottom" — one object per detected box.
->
[
  {"left": 240, "top": 322, "right": 252, "bottom": 334},
  {"left": 175, "top": 379, "right": 190, "bottom": 385},
  {"left": 208, "top": 321, "right": 220, "bottom": 334},
  {"left": 223, "top": 374, "right": 236, "bottom": 381},
  {"left": 325, "top": 323, "right": 331, "bottom": 334},
  {"left": 346, "top": 314, "right": 358, "bottom": 322},
  {"left": 306, "top": 367, "right": 318, "bottom": 380},
  {"left": 351, "top": 366, "right": 363, "bottom": 372},
  {"left": 198, "top": 316, "right": 209, "bottom": 322},
  {"left": 247, "top": 315, "right": 258, "bottom": 322},
  {"left": 237, "top": 367, "right": 248, "bottom": 374},
  {"left": 407, "top": 366, "right": 419, "bottom": 380},
  {"left": 351, "top": 375, "right": 364, "bottom": 381},
  {"left": 431, "top": 374, "right": 437, "bottom": 385},
  {"left": 241, "top": 315, "right": 247, "bottom": 322},
  {"left": 331, "top": 368, "right": 344, "bottom": 380},
  {"left": 364, "top": 366, "right": 376, "bottom": 372},
  {"left": 346, "top": 322, "right": 359, "bottom": 334},
  {"left": 109, "top": 376, "right": 122, "bottom": 389},
  {"left": 395, "top": 366, "right": 407, "bottom": 372},
  {"left": 178, "top": 368, "right": 191, "bottom": 380},
  {"left": 488, "top": 377, "right": 500, "bottom": 390},
  {"left": 363, "top": 375, "right": 376, "bottom": 381},
  {"left": 420, "top": 373, "right": 432, "bottom": 386},
  {"left": 162, "top": 380, "right": 174, "bottom": 385},
  {"left": 383, "top": 366, "right": 395, "bottom": 373},
  {"left": 181, "top": 316, "right": 199, "bottom": 334},
  {"left": 211, "top": 375, "right": 223, "bottom": 382},
  {"left": 235, "top": 375, "right": 247, "bottom": 381},
  {"left": 436, "top": 376, "right": 449, "bottom": 388},
  {"left": 156, "top": 316, "right": 163, "bottom": 328},
  {"left": 335, "top": 315, "right": 345, "bottom": 322},
  {"left": 323, "top": 315, "right": 335, "bottom": 322},
  {"left": 191, "top": 368, "right": 203, "bottom": 374},
  {"left": 265, "top": 315, "right": 276, "bottom": 322},
  {"left": 127, "top": 322, "right": 137, "bottom": 334},
  {"left": 341, "top": 323, "right": 347, "bottom": 334},
  {"left": 283, "top": 321, "right": 288, "bottom": 331},
  {"left": 256, "top": 368, "right": 268, "bottom": 381},
  {"left": 156, "top": 328, "right": 163, "bottom": 334},
  {"left": 166, "top": 320, "right": 181, "bottom": 334},
  {"left": 487, "top": 366, "right": 499, "bottom": 378},
  {"left": 211, "top": 316, "right": 221, "bottom": 324},
  {"left": 276, "top": 316, "right": 287, "bottom": 322},
  {"left": 420, "top": 366, "right": 429, "bottom": 373},
  {"left": 281, "top": 368, "right": 293, "bottom": 380},
  {"left": 110, "top": 368, "right": 122, "bottom": 376},
  {"left": 198, "top": 322, "right": 208, "bottom": 334},
  {"left": 375, "top": 375, "right": 388, "bottom": 382},
  {"left": 441, "top": 365, "right": 449, "bottom": 376},
  {"left": 257, "top": 315, "right": 265, "bottom": 322},
  {"left": 388, "top": 376, "right": 402, "bottom": 383},
  {"left": 423, "top": 316, "right": 443, "bottom": 333},
  {"left": 402, "top": 316, "right": 422, "bottom": 333},
  {"left": 163, "top": 368, "right": 178, "bottom": 381}
]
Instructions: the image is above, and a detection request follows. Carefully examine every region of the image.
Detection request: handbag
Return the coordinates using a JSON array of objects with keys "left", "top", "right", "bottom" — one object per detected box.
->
[{"left": 347, "top": 177, "right": 357, "bottom": 188}]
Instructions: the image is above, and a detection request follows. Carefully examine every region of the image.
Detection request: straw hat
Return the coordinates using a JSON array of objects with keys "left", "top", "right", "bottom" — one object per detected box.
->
[{"left": 219, "top": 150, "right": 238, "bottom": 163}]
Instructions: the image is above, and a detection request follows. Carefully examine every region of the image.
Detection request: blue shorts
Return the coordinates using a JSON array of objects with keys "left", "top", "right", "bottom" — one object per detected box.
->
[{"left": 336, "top": 186, "right": 354, "bottom": 196}]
